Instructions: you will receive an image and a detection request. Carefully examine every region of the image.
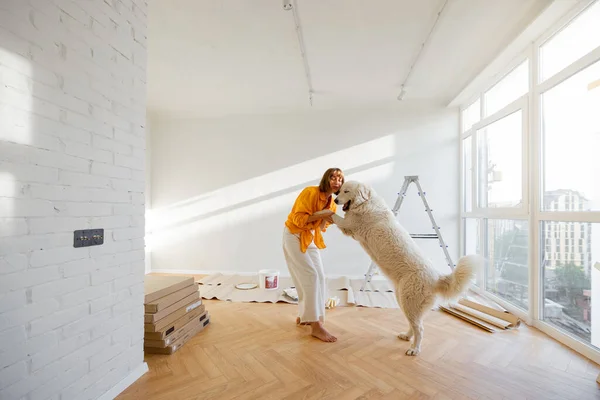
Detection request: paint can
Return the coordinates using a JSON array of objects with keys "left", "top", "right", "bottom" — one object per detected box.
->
[{"left": 258, "top": 269, "right": 279, "bottom": 290}]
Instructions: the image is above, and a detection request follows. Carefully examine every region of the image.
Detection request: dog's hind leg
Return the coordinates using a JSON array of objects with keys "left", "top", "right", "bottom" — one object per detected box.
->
[
  {"left": 404, "top": 317, "right": 424, "bottom": 356},
  {"left": 399, "top": 293, "right": 434, "bottom": 356},
  {"left": 394, "top": 286, "right": 413, "bottom": 342}
]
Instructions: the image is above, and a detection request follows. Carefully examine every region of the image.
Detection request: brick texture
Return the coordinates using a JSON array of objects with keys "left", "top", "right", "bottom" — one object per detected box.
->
[{"left": 0, "top": 0, "right": 148, "bottom": 398}]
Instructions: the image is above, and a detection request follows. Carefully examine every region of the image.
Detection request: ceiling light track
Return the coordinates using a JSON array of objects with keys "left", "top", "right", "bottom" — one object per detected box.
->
[
  {"left": 397, "top": 0, "right": 450, "bottom": 101},
  {"left": 285, "top": 0, "right": 314, "bottom": 106}
]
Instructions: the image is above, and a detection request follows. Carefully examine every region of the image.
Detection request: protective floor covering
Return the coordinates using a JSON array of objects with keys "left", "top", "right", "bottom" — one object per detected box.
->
[{"left": 196, "top": 273, "right": 400, "bottom": 309}]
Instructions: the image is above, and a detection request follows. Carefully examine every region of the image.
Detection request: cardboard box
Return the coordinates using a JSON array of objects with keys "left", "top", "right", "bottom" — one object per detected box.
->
[
  {"left": 144, "top": 275, "right": 195, "bottom": 304},
  {"left": 144, "top": 291, "right": 201, "bottom": 324},
  {"left": 145, "top": 314, "right": 211, "bottom": 355},
  {"left": 144, "top": 310, "right": 209, "bottom": 348},
  {"left": 144, "top": 304, "right": 206, "bottom": 340},
  {"left": 145, "top": 283, "right": 198, "bottom": 313},
  {"left": 144, "top": 298, "right": 204, "bottom": 333}
]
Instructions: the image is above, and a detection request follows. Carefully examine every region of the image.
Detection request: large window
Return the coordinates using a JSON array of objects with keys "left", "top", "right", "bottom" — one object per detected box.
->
[{"left": 460, "top": 0, "right": 600, "bottom": 361}]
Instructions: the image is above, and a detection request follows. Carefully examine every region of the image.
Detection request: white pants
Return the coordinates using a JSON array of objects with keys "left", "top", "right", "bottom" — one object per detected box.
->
[{"left": 282, "top": 227, "right": 327, "bottom": 323}]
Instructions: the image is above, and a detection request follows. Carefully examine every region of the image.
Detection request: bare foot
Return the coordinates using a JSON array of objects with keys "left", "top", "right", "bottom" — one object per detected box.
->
[
  {"left": 296, "top": 317, "right": 308, "bottom": 326},
  {"left": 310, "top": 323, "right": 337, "bottom": 342}
]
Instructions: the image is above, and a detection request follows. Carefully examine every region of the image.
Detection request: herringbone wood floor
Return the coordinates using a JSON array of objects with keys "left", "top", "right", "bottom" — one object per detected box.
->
[{"left": 119, "top": 298, "right": 600, "bottom": 400}]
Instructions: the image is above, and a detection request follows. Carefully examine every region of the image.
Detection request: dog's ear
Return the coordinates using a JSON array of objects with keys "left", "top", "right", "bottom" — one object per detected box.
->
[{"left": 357, "top": 184, "right": 372, "bottom": 202}]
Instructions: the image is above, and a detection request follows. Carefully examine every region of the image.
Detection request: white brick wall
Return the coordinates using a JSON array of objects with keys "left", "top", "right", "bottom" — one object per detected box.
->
[{"left": 0, "top": 0, "right": 148, "bottom": 399}]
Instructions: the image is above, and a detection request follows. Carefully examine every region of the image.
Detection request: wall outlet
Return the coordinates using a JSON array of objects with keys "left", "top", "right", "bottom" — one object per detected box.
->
[{"left": 74, "top": 229, "right": 104, "bottom": 248}]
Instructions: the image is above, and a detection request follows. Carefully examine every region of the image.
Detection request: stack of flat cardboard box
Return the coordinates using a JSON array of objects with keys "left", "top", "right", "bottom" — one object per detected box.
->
[{"left": 143, "top": 275, "right": 210, "bottom": 354}]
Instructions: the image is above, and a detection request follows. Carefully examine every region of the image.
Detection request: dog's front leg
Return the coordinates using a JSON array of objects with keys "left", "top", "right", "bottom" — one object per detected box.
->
[{"left": 332, "top": 214, "right": 354, "bottom": 236}]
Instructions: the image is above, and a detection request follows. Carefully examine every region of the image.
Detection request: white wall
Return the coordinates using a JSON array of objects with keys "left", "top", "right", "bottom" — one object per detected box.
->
[
  {"left": 148, "top": 103, "right": 460, "bottom": 278},
  {"left": 0, "top": 1, "right": 147, "bottom": 399},
  {"left": 145, "top": 116, "right": 153, "bottom": 274}
]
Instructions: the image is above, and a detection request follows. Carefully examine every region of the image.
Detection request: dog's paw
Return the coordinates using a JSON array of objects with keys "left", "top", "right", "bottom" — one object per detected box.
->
[
  {"left": 405, "top": 348, "right": 420, "bottom": 356},
  {"left": 397, "top": 332, "right": 411, "bottom": 341}
]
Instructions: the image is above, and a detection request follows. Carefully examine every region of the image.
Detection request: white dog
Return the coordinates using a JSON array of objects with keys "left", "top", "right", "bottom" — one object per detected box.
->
[{"left": 332, "top": 181, "right": 481, "bottom": 356}]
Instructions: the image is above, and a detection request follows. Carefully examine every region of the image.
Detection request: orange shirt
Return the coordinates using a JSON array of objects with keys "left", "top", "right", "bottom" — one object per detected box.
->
[{"left": 285, "top": 186, "right": 337, "bottom": 253}]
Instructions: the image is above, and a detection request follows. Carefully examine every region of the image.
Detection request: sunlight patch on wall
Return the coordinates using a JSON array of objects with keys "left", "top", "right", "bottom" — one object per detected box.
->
[
  {"left": 0, "top": 49, "right": 32, "bottom": 236},
  {"left": 147, "top": 134, "right": 396, "bottom": 234},
  {"left": 0, "top": 172, "right": 16, "bottom": 224},
  {"left": 147, "top": 161, "right": 395, "bottom": 249},
  {"left": 0, "top": 48, "right": 33, "bottom": 145}
]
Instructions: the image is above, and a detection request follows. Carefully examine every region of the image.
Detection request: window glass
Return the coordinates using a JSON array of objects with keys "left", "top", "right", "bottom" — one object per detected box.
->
[
  {"left": 540, "top": 1, "right": 600, "bottom": 82},
  {"left": 541, "top": 60, "right": 600, "bottom": 212},
  {"left": 462, "top": 137, "right": 473, "bottom": 212},
  {"left": 484, "top": 60, "right": 529, "bottom": 117},
  {"left": 485, "top": 219, "right": 529, "bottom": 310},
  {"left": 477, "top": 111, "right": 523, "bottom": 209},
  {"left": 464, "top": 218, "right": 481, "bottom": 287},
  {"left": 542, "top": 221, "right": 598, "bottom": 348}
]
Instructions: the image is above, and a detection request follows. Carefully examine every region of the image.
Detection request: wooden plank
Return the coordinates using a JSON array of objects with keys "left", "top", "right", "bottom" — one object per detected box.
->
[{"left": 439, "top": 305, "right": 498, "bottom": 333}]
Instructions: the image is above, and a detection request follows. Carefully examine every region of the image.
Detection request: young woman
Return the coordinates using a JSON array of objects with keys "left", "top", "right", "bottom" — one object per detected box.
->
[{"left": 282, "top": 168, "right": 344, "bottom": 342}]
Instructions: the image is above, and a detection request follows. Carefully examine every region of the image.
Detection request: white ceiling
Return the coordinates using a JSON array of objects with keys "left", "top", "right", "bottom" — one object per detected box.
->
[{"left": 147, "top": 0, "right": 551, "bottom": 119}]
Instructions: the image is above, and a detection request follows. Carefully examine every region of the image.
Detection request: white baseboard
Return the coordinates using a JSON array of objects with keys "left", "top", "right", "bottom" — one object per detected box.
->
[
  {"left": 151, "top": 268, "right": 282, "bottom": 276},
  {"left": 98, "top": 362, "right": 149, "bottom": 400},
  {"left": 150, "top": 269, "right": 368, "bottom": 280}
]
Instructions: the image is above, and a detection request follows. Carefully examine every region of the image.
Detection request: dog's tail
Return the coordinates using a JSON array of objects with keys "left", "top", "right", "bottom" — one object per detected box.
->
[{"left": 435, "top": 254, "right": 481, "bottom": 299}]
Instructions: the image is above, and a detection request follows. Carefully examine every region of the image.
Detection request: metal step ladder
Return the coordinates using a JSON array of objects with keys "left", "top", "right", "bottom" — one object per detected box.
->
[{"left": 360, "top": 175, "right": 455, "bottom": 291}]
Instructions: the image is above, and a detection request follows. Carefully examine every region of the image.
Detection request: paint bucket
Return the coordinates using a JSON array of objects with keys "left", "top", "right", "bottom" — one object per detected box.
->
[{"left": 258, "top": 269, "right": 279, "bottom": 290}]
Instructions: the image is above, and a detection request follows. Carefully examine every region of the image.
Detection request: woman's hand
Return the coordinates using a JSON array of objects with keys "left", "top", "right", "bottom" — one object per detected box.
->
[{"left": 320, "top": 217, "right": 333, "bottom": 231}]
